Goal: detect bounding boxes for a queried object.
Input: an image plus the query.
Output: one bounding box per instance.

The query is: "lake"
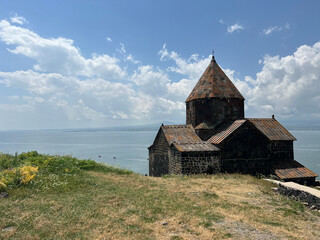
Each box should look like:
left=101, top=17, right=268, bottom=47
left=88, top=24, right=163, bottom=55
left=0, top=129, right=319, bottom=179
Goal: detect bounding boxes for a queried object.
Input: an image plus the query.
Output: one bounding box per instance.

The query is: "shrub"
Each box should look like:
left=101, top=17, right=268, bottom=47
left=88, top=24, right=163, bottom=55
left=0, top=153, right=22, bottom=170
left=0, top=151, right=133, bottom=192
left=20, top=166, right=38, bottom=184
left=0, top=165, right=39, bottom=191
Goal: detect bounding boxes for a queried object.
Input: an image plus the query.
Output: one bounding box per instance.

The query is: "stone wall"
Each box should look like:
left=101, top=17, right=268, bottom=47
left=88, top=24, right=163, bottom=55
left=149, top=128, right=221, bottom=176
left=278, top=182, right=320, bottom=210
left=269, top=141, right=294, bottom=162
left=218, top=123, right=270, bottom=174
left=180, top=152, right=221, bottom=174
left=149, top=129, right=170, bottom=176
left=221, top=159, right=271, bottom=175
left=186, top=98, right=244, bottom=128
left=168, top=147, right=182, bottom=174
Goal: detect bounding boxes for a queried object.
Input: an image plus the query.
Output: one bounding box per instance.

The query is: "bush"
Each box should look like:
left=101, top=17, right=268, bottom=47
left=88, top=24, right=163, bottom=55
left=77, top=159, right=98, bottom=170
left=0, top=165, right=38, bottom=191
left=0, top=151, right=133, bottom=192
left=0, top=153, right=22, bottom=170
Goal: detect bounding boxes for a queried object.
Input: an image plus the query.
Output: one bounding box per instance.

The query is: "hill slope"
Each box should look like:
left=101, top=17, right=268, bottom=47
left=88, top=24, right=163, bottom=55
left=1, top=169, right=320, bottom=239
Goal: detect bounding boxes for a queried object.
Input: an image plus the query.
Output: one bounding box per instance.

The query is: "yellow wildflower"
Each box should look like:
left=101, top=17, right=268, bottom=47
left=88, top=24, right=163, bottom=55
left=20, top=166, right=38, bottom=184
left=0, top=181, right=6, bottom=190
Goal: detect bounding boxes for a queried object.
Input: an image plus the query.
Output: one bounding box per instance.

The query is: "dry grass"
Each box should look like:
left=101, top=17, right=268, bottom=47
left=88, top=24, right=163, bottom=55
left=1, top=172, right=320, bottom=240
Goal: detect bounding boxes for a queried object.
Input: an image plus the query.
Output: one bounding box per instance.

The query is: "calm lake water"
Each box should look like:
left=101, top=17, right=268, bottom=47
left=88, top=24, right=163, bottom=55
left=0, top=129, right=319, bottom=179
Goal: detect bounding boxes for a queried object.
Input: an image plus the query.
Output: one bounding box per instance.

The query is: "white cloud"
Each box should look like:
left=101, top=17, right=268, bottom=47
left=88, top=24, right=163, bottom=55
left=0, top=70, right=134, bottom=121
left=227, top=23, right=244, bottom=33
left=219, top=19, right=225, bottom=24
left=22, top=96, right=44, bottom=103
left=10, top=14, right=28, bottom=25
left=262, top=23, right=290, bottom=35
left=166, top=78, right=195, bottom=100
left=86, top=54, right=125, bottom=79
left=0, top=20, right=126, bottom=79
left=234, top=41, right=320, bottom=120
left=126, top=54, right=139, bottom=64
left=158, top=44, right=211, bottom=80
left=118, top=43, right=126, bottom=54
left=158, top=98, right=185, bottom=114
left=106, top=37, right=112, bottom=42
left=131, top=65, right=169, bottom=96
left=129, top=92, right=155, bottom=119
left=0, top=95, right=44, bottom=113
left=158, top=43, right=169, bottom=61
left=158, top=44, right=211, bottom=102
left=263, top=26, right=281, bottom=35
left=0, top=70, right=61, bottom=95
left=116, top=42, right=140, bottom=64
left=1, top=16, right=319, bottom=129
left=0, top=103, right=32, bottom=112
left=112, top=111, right=128, bottom=119
left=153, top=45, right=223, bottom=121
left=7, top=95, right=20, bottom=101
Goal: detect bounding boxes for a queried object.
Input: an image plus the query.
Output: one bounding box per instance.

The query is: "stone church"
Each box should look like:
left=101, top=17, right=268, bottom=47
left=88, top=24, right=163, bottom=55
left=148, top=55, right=318, bottom=185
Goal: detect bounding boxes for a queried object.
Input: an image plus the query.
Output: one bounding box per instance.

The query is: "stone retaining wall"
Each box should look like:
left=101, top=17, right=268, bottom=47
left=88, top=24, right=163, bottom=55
left=278, top=182, right=320, bottom=210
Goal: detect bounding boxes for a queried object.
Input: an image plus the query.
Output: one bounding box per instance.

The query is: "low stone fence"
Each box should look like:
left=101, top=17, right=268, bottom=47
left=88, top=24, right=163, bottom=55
left=278, top=182, right=320, bottom=210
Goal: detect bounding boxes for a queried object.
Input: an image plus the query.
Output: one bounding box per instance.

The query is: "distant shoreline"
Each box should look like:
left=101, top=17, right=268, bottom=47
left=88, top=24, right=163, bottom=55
left=1, top=124, right=320, bottom=133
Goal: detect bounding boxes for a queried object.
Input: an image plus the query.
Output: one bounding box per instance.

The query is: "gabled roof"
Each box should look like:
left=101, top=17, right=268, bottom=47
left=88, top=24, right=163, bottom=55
left=207, top=120, right=246, bottom=144
left=207, top=118, right=296, bottom=144
left=161, top=125, right=220, bottom=152
left=247, top=118, right=296, bottom=141
left=272, top=160, right=318, bottom=180
left=186, top=57, right=244, bottom=103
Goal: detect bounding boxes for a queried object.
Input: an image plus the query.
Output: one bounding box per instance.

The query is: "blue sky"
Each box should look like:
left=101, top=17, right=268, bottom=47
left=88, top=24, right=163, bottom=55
left=1, top=0, right=320, bottom=130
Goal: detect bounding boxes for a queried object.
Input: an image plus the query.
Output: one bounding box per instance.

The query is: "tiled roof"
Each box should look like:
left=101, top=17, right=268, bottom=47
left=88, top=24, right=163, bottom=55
left=162, top=125, right=202, bottom=144
left=174, top=143, right=220, bottom=152
left=272, top=160, right=318, bottom=179
left=162, top=125, right=220, bottom=152
left=207, top=120, right=246, bottom=144
left=185, top=57, right=244, bottom=102
left=247, top=118, right=296, bottom=141
left=207, top=118, right=295, bottom=144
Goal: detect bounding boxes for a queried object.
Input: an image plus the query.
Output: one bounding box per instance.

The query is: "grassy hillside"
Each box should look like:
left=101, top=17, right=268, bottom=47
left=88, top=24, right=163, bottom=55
left=0, top=152, right=319, bottom=240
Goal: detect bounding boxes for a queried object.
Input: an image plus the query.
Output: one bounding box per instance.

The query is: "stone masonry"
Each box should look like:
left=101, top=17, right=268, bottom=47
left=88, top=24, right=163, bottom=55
left=278, top=182, right=320, bottom=210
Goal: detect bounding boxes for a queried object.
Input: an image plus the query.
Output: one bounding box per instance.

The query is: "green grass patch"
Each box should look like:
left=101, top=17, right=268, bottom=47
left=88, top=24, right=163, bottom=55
left=262, top=220, right=283, bottom=227
left=1, top=152, right=320, bottom=239
left=203, top=191, right=219, bottom=199
left=0, top=151, right=133, bottom=193
left=276, top=207, right=299, bottom=217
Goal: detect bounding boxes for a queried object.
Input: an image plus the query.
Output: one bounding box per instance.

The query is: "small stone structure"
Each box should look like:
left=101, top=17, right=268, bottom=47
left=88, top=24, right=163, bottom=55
left=149, top=125, right=220, bottom=176
left=148, top=55, right=318, bottom=184
left=278, top=182, right=320, bottom=210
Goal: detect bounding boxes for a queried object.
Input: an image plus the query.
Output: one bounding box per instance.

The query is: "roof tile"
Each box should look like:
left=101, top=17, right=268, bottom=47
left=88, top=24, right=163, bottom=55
left=272, top=160, right=318, bottom=179
left=186, top=57, right=244, bottom=102
left=247, top=118, right=296, bottom=141
left=207, top=120, right=246, bottom=144
left=162, top=125, right=219, bottom=152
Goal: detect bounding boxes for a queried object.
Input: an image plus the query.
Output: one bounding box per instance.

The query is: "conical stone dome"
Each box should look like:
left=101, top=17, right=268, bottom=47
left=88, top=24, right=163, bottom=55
left=186, top=56, right=245, bottom=128
left=186, top=56, right=244, bottom=102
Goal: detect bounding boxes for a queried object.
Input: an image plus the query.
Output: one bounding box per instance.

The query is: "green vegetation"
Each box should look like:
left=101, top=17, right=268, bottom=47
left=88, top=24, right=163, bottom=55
left=0, top=151, right=131, bottom=192
left=0, top=152, right=320, bottom=239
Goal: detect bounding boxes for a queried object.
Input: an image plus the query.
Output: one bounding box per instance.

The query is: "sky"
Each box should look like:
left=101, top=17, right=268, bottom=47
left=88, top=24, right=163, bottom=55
left=1, top=0, right=320, bottom=130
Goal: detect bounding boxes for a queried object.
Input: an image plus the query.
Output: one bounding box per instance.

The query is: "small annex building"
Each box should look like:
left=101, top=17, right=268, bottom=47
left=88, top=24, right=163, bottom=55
left=148, top=55, right=318, bottom=184
left=148, top=125, right=220, bottom=176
